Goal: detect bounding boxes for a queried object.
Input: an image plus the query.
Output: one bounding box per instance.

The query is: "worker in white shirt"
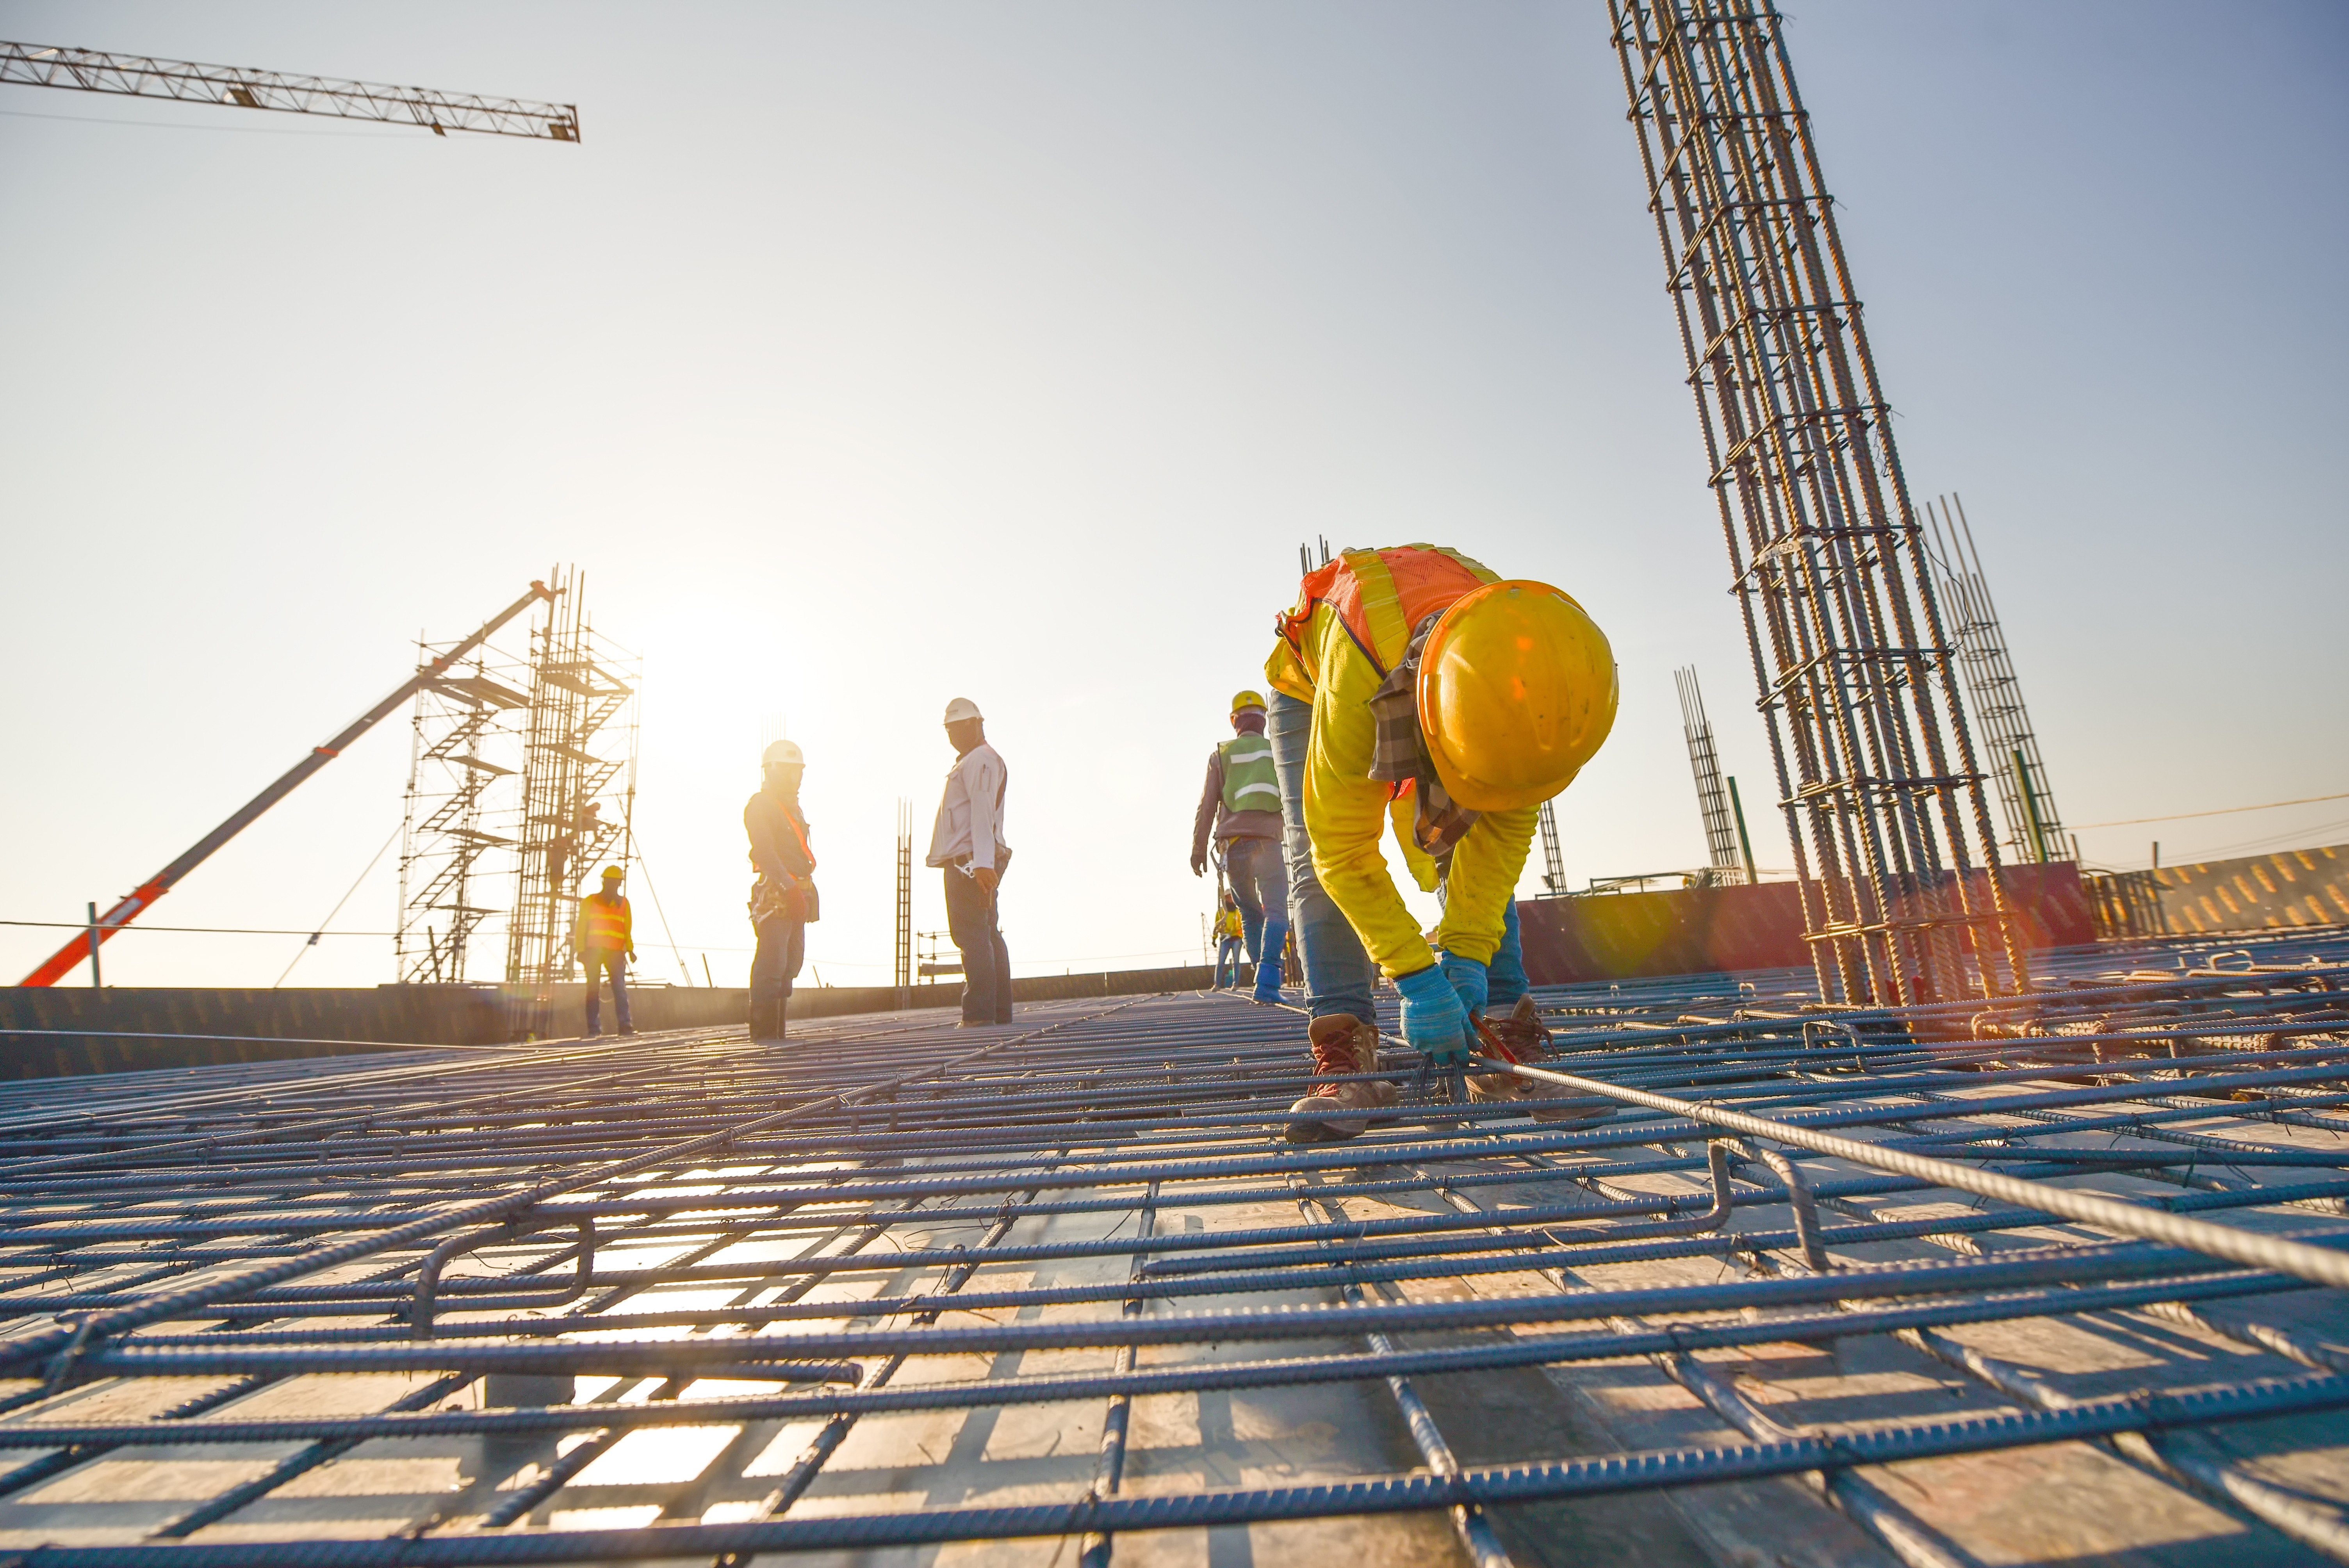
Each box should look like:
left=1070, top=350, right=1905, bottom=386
left=925, top=697, right=1013, bottom=1026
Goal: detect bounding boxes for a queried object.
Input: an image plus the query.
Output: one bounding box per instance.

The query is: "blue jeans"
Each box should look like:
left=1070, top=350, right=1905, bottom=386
left=944, top=868, right=1012, bottom=1024
left=1433, top=885, right=1528, bottom=1012
left=1215, top=937, right=1243, bottom=988
left=1225, top=834, right=1289, bottom=999
left=582, top=950, right=631, bottom=1034
left=1222, top=836, right=1284, bottom=960
left=1488, top=901, right=1527, bottom=1010
left=1267, top=690, right=1375, bottom=1023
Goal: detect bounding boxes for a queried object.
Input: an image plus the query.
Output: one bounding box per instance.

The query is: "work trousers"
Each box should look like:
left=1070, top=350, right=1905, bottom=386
left=750, top=915, right=806, bottom=1009
left=1267, top=690, right=1377, bottom=1022
left=1221, top=836, right=1287, bottom=962
left=944, top=868, right=1012, bottom=1025
left=581, top=950, right=631, bottom=1035
left=1214, top=936, right=1244, bottom=989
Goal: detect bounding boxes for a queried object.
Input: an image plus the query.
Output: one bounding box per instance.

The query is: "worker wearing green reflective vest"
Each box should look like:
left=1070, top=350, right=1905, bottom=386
left=1191, top=690, right=1289, bottom=1003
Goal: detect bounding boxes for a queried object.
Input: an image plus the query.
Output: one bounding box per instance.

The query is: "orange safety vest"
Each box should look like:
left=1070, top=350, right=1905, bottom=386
left=576, top=891, right=631, bottom=952
left=1271, top=545, right=1497, bottom=690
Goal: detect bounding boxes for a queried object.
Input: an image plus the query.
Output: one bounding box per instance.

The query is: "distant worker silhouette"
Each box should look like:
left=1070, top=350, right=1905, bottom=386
left=926, top=698, right=1012, bottom=1027
left=1192, top=690, right=1289, bottom=1004
left=1212, top=892, right=1244, bottom=989
left=745, top=739, right=818, bottom=1044
left=573, top=864, right=635, bottom=1038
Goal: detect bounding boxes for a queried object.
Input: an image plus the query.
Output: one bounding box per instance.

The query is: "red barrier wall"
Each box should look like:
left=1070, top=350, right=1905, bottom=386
left=1516, top=862, right=2092, bottom=986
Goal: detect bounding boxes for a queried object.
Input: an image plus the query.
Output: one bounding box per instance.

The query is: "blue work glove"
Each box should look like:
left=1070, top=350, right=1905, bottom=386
left=1395, top=964, right=1470, bottom=1066
left=1437, top=951, right=1488, bottom=1019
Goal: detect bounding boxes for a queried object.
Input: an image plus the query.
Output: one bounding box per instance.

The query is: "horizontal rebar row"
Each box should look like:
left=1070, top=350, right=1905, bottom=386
left=0, top=927, right=2339, bottom=1564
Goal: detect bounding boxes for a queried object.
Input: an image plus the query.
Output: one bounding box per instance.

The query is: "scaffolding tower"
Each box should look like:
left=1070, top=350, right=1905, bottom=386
left=1613, top=0, right=2025, bottom=1005
left=394, top=645, right=530, bottom=983
left=504, top=569, right=640, bottom=1002
left=1922, top=494, right=2069, bottom=864
left=1674, top=666, right=1746, bottom=884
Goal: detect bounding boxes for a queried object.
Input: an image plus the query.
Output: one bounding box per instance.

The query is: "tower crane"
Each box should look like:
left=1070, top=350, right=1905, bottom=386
left=1, top=40, right=578, bottom=141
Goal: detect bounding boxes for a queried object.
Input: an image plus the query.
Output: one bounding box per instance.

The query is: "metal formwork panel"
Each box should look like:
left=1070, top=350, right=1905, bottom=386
left=0, top=932, right=2342, bottom=1564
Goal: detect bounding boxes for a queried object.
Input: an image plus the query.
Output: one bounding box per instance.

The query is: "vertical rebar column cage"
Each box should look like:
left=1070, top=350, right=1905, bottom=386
left=1922, top=494, right=2068, bottom=864
left=1674, top=666, right=1746, bottom=884
left=504, top=568, right=641, bottom=1005
left=1536, top=799, right=1567, bottom=895
left=895, top=798, right=914, bottom=1005
left=1611, top=0, right=2026, bottom=1005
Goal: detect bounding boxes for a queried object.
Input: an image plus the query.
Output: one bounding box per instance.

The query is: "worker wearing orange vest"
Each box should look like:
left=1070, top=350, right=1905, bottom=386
left=1263, top=545, right=1617, bottom=1140
left=573, top=865, right=636, bottom=1038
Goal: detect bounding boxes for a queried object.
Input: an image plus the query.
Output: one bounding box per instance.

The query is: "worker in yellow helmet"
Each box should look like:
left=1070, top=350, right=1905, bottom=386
left=573, top=865, right=637, bottom=1038
left=1211, top=892, right=1245, bottom=989
left=1263, top=545, right=1617, bottom=1140
left=1190, top=689, right=1289, bottom=1003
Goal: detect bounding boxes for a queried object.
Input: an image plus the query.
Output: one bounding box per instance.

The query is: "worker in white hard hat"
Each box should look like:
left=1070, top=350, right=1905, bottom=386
left=1191, top=690, right=1289, bottom=1004
left=925, top=697, right=1013, bottom=1026
left=1264, top=545, right=1618, bottom=1142
left=573, top=865, right=636, bottom=1038
left=745, top=739, right=818, bottom=1043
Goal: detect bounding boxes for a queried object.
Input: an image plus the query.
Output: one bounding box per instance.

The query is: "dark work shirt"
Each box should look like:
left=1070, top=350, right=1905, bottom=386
left=745, top=790, right=813, bottom=883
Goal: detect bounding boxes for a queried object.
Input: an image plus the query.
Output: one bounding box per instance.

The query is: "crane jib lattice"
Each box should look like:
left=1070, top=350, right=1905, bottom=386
left=1, top=40, right=579, bottom=141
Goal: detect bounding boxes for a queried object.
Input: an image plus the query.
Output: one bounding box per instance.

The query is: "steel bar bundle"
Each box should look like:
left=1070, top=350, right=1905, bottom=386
left=1612, top=0, right=2024, bottom=1006
left=0, top=929, right=2338, bottom=1563
left=1921, top=494, right=2070, bottom=865
left=1675, top=666, right=1747, bottom=884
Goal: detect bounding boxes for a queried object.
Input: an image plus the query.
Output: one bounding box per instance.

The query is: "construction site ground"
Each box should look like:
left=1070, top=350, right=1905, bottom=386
left=0, top=929, right=2342, bottom=1566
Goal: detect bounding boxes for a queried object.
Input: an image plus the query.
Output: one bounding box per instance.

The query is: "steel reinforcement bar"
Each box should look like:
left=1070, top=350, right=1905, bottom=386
left=0, top=930, right=2336, bottom=1564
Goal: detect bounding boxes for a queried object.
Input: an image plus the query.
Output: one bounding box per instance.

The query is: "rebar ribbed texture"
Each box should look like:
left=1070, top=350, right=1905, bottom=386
left=0, top=930, right=2340, bottom=1563
left=1613, top=0, right=2026, bottom=1005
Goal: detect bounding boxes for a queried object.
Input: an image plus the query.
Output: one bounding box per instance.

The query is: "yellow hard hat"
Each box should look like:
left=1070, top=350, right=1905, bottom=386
left=1230, top=689, right=1267, bottom=713
left=1417, top=580, right=1616, bottom=811
left=601, top=865, right=625, bottom=881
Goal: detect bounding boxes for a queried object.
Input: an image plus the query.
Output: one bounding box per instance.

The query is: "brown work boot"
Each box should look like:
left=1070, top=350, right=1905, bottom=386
left=1285, top=1014, right=1399, bottom=1144
left=1469, top=995, right=1609, bottom=1126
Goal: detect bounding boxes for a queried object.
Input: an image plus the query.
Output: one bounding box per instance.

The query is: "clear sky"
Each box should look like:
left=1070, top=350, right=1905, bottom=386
left=5, top=1, right=2345, bottom=991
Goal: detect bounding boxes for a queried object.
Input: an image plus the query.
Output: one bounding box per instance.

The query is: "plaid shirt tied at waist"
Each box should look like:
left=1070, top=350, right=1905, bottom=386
left=1365, top=611, right=1480, bottom=862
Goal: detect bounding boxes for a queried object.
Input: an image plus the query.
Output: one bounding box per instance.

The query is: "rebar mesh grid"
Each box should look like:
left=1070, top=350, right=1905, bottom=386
left=1612, top=0, right=2025, bottom=1007
left=0, top=932, right=2342, bottom=1565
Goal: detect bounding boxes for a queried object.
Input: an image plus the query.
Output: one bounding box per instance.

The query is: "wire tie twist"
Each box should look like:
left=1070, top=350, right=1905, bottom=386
left=39, top=1317, right=98, bottom=1399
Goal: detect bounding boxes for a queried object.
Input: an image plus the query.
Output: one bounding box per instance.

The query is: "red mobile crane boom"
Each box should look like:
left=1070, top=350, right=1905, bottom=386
left=19, top=581, right=557, bottom=987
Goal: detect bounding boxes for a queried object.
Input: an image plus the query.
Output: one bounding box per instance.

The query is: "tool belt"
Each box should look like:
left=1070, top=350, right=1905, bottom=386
left=749, top=874, right=818, bottom=926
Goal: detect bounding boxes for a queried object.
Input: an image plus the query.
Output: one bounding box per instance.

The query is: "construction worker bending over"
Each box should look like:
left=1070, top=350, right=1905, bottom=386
left=574, top=865, right=637, bottom=1039
left=1190, top=690, right=1290, bottom=1004
left=1212, top=893, right=1245, bottom=989
left=1264, top=545, right=1617, bottom=1142
left=745, top=739, right=819, bottom=1043
left=927, top=697, right=1014, bottom=1027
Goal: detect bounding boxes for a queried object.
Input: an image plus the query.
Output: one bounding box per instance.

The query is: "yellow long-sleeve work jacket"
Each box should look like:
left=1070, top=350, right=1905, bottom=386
left=1262, top=545, right=1538, bottom=978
